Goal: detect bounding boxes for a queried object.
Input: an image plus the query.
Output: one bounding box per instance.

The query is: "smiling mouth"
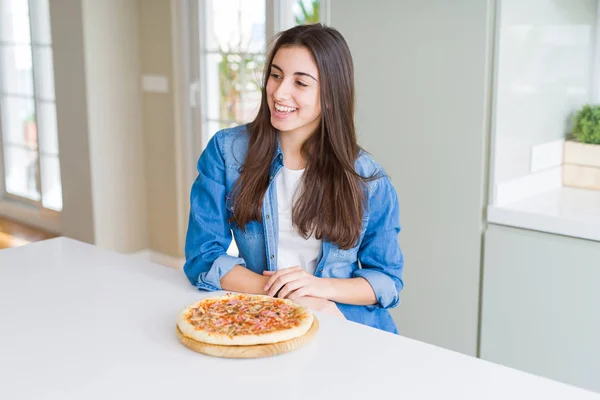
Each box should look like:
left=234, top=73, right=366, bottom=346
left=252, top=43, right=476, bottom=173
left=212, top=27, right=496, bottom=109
left=274, top=102, right=298, bottom=113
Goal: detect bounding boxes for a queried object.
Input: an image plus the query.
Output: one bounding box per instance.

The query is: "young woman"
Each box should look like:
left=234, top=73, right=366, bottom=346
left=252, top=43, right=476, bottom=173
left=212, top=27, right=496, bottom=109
left=183, top=24, right=404, bottom=334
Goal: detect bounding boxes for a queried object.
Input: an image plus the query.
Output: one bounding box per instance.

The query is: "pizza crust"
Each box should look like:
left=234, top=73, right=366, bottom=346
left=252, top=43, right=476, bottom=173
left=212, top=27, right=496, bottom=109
left=176, top=293, right=314, bottom=346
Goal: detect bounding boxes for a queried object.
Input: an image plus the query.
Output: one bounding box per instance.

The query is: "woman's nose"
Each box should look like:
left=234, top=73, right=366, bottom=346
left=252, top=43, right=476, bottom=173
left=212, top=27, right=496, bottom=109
left=273, top=80, right=292, bottom=100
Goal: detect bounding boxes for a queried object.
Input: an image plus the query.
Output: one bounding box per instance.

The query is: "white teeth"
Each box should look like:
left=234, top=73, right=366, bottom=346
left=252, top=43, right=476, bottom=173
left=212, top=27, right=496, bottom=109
left=275, top=103, right=297, bottom=112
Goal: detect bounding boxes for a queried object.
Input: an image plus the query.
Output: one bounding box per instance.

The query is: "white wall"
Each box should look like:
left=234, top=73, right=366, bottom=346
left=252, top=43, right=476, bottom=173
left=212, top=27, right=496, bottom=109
left=50, top=0, right=95, bottom=244
left=139, top=0, right=186, bottom=258
left=492, top=0, right=598, bottom=186
left=81, top=0, right=147, bottom=253
left=331, top=0, right=494, bottom=356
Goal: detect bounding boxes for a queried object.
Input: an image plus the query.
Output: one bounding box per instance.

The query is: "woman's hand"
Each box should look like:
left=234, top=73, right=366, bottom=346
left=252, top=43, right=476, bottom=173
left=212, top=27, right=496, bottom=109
left=263, top=267, right=333, bottom=300
left=291, top=296, right=346, bottom=319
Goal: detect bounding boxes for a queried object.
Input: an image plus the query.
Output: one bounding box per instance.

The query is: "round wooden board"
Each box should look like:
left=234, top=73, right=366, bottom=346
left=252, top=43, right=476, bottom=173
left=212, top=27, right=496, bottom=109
left=176, top=317, right=319, bottom=359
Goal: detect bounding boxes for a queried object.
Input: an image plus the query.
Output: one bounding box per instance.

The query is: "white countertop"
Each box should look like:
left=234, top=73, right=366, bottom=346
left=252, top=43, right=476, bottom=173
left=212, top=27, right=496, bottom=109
left=1, top=237, right=598, bottom=400
left=488, top=187, right=600, bottom=242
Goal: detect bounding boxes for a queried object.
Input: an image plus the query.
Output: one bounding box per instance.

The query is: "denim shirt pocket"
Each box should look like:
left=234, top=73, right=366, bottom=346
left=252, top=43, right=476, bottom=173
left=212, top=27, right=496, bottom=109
left=329, top=216, right=369, bottom=259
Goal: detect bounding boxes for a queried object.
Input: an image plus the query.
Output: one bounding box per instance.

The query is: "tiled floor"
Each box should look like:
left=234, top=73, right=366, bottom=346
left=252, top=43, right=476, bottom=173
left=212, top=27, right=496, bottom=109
left=0, top=217, right=57, bottom=250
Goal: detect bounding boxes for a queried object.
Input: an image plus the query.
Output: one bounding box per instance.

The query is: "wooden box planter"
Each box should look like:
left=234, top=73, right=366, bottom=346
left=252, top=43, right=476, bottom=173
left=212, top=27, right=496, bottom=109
left=563, top=140, right=600, bottom=190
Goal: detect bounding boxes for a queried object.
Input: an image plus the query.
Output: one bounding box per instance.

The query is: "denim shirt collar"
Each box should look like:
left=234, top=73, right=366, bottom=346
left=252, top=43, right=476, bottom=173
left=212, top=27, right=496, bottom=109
left=270, top=133, right=284, bottom=168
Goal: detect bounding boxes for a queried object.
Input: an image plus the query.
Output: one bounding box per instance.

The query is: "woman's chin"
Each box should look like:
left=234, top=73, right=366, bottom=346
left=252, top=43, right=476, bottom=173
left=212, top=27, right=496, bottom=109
left=270, top=118, right=296, bottom=132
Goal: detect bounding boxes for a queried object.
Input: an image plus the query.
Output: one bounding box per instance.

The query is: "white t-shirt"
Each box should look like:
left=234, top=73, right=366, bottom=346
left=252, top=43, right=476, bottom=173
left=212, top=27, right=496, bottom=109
left=275, top=166, right=322, bottom=275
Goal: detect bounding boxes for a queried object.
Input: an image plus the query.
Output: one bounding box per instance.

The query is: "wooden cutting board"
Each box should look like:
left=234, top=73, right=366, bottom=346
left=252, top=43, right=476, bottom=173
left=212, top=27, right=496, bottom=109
left=176, top=317, right=319, bottom=359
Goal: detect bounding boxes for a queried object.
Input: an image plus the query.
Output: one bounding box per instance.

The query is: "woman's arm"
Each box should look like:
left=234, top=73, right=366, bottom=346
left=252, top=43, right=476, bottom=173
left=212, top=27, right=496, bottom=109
left=220, top=265, right=270, bottom=295
left=293, top=296, right=346, bottom=318
left=183, top=132, right=248, bottom=291
left=323, top=277, right=377, bottom=306
left=353, top=175, right=404, bottom=309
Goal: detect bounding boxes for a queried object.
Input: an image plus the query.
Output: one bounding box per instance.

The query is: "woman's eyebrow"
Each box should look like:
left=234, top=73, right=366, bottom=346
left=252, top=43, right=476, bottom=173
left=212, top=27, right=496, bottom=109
left=271, top=64, right=318, bottom=82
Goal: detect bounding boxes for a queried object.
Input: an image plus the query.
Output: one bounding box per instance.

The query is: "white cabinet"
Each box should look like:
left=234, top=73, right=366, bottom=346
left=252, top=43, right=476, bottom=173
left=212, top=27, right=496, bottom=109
left=480, top=224, right=600, bottom=393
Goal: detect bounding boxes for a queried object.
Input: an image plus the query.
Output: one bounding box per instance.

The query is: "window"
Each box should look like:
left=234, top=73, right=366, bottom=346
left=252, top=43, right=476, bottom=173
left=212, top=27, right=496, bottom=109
left=0, top=0, right=62, bottom=211
left=195, top=0, right=325, bottom=148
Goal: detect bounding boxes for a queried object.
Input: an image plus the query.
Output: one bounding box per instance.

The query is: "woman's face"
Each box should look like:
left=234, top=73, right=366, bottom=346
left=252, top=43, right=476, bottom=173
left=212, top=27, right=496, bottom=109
left=266, top=46, right=322, bottom=139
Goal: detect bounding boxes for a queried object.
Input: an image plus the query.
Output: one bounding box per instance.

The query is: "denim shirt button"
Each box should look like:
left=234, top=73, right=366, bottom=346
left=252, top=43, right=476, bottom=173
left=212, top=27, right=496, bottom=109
left=266, top=215, right=270, bottom=219
left=270, top=254, right=275, bottom=259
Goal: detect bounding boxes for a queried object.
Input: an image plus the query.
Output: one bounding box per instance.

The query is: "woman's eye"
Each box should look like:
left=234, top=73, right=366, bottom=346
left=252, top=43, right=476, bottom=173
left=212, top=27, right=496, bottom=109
left=270, top=73, right=282, bottom=79
left=296, top=81, right=308, bottom=87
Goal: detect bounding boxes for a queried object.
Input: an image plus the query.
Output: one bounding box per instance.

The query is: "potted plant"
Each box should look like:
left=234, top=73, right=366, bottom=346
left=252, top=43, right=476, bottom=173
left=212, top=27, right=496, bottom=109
left=563, top=104, right=600, bottom=191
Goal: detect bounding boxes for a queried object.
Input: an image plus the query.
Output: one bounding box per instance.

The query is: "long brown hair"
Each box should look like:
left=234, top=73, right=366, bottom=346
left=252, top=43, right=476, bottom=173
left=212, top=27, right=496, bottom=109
left=231, top=24, right=377, bottom=250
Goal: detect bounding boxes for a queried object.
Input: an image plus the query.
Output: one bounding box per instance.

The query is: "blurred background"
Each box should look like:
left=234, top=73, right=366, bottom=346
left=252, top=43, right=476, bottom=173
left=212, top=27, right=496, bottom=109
left=0, top=0, right=599, bottom=393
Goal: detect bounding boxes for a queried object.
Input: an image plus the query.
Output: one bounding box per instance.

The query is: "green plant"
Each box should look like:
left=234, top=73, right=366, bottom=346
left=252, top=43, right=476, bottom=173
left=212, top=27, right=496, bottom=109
left=573, top=104, right=600, bottom=145
left=295, top=0, right=320, bottom=25
left=217, top=48, right=262, bottom=126
left=214, top=9, right=264, bottom=127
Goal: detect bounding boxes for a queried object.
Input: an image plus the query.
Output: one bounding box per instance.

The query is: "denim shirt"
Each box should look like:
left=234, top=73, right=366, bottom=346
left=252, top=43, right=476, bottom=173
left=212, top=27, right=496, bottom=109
left=183, top=125, right=404, bottom=334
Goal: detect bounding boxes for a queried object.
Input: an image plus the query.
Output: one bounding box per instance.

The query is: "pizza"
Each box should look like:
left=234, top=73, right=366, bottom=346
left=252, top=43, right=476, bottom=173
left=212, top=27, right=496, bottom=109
left=176, top=293, right=314, bottom=346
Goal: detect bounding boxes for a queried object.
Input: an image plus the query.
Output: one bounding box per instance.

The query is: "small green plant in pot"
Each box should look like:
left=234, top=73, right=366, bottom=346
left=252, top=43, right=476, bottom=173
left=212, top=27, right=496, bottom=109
left=573, top=104, right=600, bottom=144
left=563, top=104, right=600, bottom=191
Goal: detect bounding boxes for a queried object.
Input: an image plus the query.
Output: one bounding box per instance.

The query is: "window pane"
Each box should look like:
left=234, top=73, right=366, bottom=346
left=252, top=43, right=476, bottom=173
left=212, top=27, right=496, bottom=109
left=0, top=95, right=36, bottom=147
left=0, top=44, right=34, bottom=96
left=0, top=0, right=31, bottom=43
left=239, top=53, right=264, bottom=122
left=30, top=0, right=52, bottom=45
left=205, top=52, right=264, bottom=123
left=37, top=101, right=58, bottom=155
left=3, top=144, right=40, bottom=200
left=205, top=53, right=222, bottom=121
left=205, top=0, right=265, bottom=53
left=206, top=120, right=222, bottom=140
left=33, top=47, right=55, bottom=100
left=205, top=120, right=239, bottom=140
left=41, top=154, right=62, bottom=210
left=211, top=52, right=243, bottom=122
left=239, top=89, right=261, bottom=122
